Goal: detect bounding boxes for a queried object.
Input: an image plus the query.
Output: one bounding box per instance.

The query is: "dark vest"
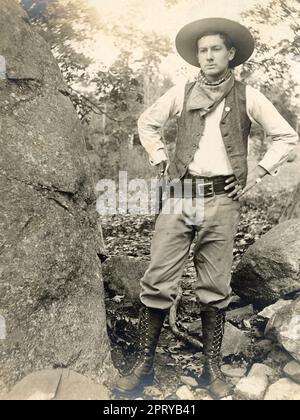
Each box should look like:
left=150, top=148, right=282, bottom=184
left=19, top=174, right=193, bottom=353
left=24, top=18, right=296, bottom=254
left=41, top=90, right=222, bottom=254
left=167, top=80, right=252, bottom=188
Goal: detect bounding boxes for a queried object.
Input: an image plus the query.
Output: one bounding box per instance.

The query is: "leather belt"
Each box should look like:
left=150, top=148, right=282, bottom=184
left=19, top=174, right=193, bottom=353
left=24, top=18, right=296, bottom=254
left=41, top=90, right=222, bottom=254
left=167, top=174, right=236, bottom=198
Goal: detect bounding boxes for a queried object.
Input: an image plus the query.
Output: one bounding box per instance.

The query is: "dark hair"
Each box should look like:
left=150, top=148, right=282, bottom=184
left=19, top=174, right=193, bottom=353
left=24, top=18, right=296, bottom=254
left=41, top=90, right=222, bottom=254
left=198, top=31, right=235, bottom=50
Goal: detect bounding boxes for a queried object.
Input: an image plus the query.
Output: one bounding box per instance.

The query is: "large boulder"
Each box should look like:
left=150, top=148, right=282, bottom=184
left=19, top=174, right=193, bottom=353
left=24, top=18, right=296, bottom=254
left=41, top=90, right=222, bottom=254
left=0, top=0, right=114, bottom=393
left=265, top=298, right=300, bottom=363
left=232, top=220, right=300, bottom=306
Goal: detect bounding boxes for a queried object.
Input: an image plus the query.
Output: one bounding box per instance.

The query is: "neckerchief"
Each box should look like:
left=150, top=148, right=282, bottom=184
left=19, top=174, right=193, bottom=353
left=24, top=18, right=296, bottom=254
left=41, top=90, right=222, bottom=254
left=186, top=69, right=235, bottom=117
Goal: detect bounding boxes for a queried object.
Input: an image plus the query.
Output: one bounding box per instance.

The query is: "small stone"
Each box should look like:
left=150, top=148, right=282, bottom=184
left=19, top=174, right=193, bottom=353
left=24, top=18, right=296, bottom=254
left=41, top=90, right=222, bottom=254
left=243, top=319, right=252, bottom=329
left=227, top=305, right=254, bottom=323
left=248, top=364, right=275, bottom=378
left=194, top=389, right=214, bottom=401
left=176, top=386, right=195, bottom=400
left=144, top=386, right=162, bottom=398
left=222, top=322, right=251, bottom=357
left=236, top=375, right=269, bottom=400
left=267, top=347, right=292, bottom=364
left=283, top=361, right=300, bottom=384
left=180, top=376, right=198, bottom=388
left=255, top=339, right=273, bottom=355
left=264, top=378, right=300, bottom=400
left=258, top=300, right=292, bottom=319
left=221, top=365, right=247, bottom=378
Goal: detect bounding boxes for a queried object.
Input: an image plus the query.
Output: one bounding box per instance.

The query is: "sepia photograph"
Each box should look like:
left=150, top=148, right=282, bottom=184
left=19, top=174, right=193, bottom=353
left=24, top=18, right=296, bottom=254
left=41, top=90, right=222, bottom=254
left=0, top=0, right=300, bottom=404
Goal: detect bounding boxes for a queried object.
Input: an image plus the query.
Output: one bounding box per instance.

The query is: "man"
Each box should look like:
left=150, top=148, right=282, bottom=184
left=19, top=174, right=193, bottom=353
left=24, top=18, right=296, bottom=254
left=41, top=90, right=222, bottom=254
left=114, top=18, right=298, bottom=399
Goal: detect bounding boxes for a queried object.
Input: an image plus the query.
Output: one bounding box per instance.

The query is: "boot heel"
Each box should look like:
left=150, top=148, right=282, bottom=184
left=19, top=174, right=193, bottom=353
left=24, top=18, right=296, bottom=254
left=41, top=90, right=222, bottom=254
left=142, top=371, right=155, bottom=386
left=113, top=371, right=155, bottom=399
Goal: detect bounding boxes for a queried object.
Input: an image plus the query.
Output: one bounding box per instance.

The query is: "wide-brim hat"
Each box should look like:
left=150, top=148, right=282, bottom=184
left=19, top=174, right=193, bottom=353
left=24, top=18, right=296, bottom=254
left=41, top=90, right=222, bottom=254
left=175, top=17, right=255, bottom=68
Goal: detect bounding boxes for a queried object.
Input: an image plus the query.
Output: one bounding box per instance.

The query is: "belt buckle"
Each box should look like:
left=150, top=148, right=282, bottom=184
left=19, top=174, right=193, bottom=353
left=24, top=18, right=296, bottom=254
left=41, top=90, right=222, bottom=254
left=197, top=180, right=215, bottom=197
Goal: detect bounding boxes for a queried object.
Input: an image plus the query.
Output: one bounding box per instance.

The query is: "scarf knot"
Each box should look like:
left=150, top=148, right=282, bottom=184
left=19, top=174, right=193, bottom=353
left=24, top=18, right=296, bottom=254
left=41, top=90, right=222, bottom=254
left=186, top=69, right=235, bottom=116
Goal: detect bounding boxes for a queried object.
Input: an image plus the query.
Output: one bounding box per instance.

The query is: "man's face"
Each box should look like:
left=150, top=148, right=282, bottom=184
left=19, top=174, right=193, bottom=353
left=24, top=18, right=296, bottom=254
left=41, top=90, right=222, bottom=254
left=197, top=34, right=236, bottom=80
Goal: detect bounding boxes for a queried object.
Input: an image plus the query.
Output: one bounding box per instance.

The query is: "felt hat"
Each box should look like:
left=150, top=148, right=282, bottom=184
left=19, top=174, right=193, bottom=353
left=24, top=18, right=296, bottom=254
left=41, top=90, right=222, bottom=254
left=175, top=17, right=255, bottom=67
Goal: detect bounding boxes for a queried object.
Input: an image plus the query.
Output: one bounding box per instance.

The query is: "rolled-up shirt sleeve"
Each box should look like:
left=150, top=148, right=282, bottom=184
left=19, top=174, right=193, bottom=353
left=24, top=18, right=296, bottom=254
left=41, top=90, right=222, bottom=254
left=138, top=84, right=184, bottom=166
left=247, top=85, right=299, bottom=176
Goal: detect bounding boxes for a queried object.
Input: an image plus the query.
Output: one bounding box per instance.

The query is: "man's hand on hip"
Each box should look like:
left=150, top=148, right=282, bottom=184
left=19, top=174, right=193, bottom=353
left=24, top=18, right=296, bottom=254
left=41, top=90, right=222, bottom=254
left=156, top=160, right=168, bottom=176
left=224, top=165, right=268, bottom=200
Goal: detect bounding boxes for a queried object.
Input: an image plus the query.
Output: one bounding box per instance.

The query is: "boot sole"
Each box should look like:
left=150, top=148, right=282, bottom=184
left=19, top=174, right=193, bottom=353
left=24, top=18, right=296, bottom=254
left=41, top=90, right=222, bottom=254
left=197, top=377, right=233, bottom=400
left=112, top=373, right=155, bottom=399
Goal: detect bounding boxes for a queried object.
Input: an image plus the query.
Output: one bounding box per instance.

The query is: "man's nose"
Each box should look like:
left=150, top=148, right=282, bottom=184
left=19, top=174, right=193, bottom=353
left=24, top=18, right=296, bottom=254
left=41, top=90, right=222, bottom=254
left=206, top=49, right=213, bottom=60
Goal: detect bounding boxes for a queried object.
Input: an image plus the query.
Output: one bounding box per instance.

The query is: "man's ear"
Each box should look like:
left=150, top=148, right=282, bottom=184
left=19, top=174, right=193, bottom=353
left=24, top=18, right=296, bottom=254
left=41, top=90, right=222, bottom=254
left=229, top=47, right=236, bottom=62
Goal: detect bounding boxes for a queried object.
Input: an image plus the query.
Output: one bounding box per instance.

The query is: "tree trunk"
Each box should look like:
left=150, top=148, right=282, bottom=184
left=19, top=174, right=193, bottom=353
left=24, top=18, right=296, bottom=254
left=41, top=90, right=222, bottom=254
left=280, top=182, right=300, bottom=222
left=0, top=0, right=115, bottom=394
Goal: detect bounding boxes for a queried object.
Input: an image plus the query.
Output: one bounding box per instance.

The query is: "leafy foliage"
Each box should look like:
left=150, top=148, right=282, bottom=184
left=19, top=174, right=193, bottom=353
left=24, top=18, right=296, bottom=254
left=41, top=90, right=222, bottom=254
left=20, top=0, right=100, bottom=85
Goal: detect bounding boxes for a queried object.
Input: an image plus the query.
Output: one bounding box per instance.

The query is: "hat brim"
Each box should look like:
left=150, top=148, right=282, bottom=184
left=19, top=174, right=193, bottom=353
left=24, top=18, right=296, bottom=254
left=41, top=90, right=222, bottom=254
left=175, top=18, right=255, bottom=68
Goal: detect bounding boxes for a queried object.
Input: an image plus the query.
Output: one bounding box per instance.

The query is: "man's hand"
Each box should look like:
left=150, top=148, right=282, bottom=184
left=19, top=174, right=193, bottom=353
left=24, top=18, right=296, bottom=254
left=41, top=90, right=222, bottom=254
left=156, top=160, right=168, bottom=176
left=224, top=166, right=268, bottom=200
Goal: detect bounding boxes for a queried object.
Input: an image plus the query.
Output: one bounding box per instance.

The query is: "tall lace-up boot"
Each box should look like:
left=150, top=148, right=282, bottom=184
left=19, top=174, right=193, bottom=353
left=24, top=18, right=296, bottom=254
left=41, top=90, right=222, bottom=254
left=113, top=304, right=167, bottom=395
left=198, top=308, right=234, bottom=399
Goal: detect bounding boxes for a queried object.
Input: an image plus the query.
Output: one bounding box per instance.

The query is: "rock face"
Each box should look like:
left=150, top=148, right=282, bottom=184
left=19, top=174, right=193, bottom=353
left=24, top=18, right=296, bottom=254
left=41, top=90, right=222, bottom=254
left=102, top=256, right=148, bottom=304
left=0, top=0, right=114, bottom=392
left=265, top=298, right=300, bottom=363
left=232, top=220, right=300, bottom=306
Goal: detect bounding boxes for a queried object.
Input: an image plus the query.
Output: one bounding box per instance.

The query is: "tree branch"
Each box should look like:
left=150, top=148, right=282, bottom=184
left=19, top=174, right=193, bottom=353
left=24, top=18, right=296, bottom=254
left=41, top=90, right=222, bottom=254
left=169, top=286, right=203, bottom=351
left=70, top=88, right=125, bottom=123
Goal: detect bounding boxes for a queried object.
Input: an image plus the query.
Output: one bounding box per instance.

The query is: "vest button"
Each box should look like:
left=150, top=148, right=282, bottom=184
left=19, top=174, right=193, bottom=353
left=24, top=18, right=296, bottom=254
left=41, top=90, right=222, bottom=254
left=225, top=106, right=231, bottom=112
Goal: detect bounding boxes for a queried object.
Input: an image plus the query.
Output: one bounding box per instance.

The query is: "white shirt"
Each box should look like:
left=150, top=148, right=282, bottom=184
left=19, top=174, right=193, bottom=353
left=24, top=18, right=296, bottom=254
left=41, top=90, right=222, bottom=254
left=137, top=82, right=299, bottom=177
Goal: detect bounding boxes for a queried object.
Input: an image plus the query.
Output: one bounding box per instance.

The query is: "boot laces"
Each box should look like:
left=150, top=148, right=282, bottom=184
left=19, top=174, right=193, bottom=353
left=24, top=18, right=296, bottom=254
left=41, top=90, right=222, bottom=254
left=130, top=307, right=152, bottom=371
left=207, top=312, right=226, bottom=380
